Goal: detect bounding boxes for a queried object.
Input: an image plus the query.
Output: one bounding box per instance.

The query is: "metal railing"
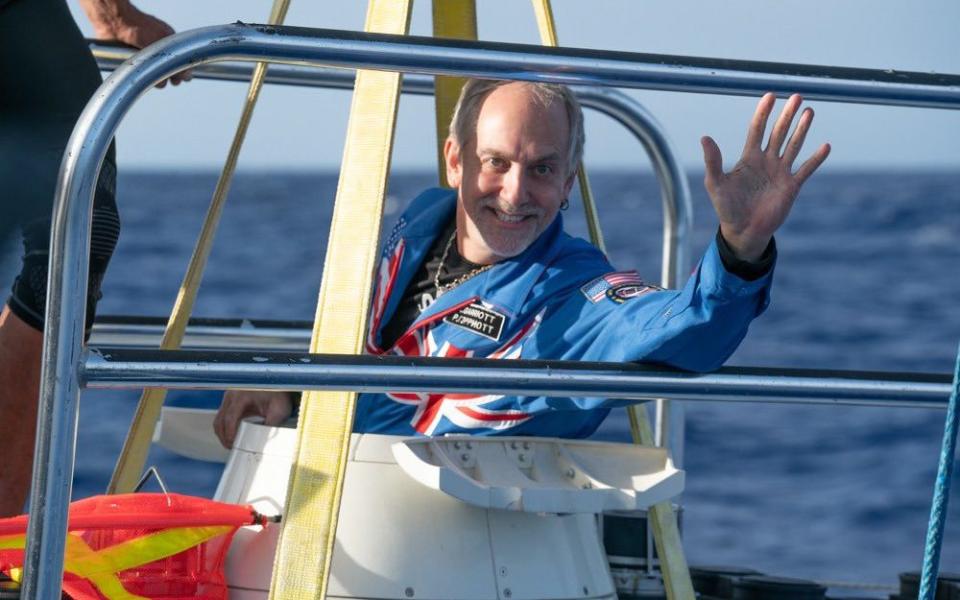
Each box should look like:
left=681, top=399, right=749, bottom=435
left=26, top=24, right=960, bottom=599
left=83, top=348, right=951, bottom=410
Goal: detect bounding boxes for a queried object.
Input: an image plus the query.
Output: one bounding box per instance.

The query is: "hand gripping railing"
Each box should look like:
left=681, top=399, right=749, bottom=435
left=27, top=23, right=960, bottom=599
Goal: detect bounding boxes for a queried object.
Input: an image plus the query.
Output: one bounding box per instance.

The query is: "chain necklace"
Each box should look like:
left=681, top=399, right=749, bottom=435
left=434, top=228, right=493, bottom=298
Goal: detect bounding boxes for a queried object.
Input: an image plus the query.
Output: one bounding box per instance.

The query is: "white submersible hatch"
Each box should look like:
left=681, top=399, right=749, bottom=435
left=156, top=408, right=683, bottom=600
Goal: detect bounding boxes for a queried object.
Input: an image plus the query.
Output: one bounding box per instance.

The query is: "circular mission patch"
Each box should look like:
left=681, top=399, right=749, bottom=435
left=606, top=284, right=653, bottom=303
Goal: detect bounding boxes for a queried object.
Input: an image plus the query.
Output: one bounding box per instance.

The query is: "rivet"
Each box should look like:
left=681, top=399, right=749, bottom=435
left=523, top=441, right=531, bottom=450
left=404, top=587, right=414, bottom=598
left=499, top=566, right=508, bottom=577
left=517, top=454, right=525, bottom=462
left=510, top=441, right=518, bottom=450
left=565, top=468, right=575, bottom=479
left=453, top=441, right=461, bottom=450
left=465, top=441, right=473, bottom=450
left=503, top=588, right=512, bottom=598
left=461, top=453, right=471, bottom=462
left=583, top=585, right=589, bottom=595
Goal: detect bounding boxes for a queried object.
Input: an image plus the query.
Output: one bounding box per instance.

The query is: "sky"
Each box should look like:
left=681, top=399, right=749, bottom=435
left=68, top=0, right=960, bottom=172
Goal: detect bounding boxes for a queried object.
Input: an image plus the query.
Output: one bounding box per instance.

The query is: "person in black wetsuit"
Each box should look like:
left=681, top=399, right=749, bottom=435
left=0, top=0, right=183, bottom=516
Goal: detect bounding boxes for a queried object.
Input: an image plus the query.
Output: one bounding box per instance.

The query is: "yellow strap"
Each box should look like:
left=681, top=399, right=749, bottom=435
left=432, top=0, right=477, bottom=185
left=106, top=0, right=293, bottom=495
left=2, top=526, right=231, bottom=600
left=532, top=3, right=693, bottom=599
left=627, top=407, right=695, bottom=600
left=530, top=0, right=606, bottom=251
left=267, top=2, right=412, bottom=599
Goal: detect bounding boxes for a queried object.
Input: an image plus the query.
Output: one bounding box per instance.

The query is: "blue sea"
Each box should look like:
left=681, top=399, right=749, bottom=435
left=42, top=170, right=960, bottom=594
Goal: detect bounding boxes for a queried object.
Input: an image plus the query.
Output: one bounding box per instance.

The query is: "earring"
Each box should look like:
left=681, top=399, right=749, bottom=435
left=560, top=198, right=569, bottom=211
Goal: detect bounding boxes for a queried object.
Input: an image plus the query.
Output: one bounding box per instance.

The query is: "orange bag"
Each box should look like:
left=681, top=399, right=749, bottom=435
left=0, top=494, right=266, bottom=600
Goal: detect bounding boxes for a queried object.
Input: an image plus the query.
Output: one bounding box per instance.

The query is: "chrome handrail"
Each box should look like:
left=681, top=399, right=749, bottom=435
left=28, top=24, right=960, bottom=599
left=82, top=348, right=951, bottom=410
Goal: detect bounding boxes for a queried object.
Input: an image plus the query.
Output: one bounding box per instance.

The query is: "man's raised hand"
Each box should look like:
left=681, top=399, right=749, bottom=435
left=701, top=93, right=830, bottom=261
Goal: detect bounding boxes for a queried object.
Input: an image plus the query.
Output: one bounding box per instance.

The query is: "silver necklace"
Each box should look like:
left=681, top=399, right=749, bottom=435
left=434, top=229, right=493, bottom=297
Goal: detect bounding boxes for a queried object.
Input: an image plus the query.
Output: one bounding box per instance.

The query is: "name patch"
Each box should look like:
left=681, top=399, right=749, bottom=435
left=444, top=302, right=506, bottom=341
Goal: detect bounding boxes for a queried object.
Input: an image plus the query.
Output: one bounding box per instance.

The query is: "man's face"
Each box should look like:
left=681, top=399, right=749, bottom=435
left=445, top=83, right=576, bottom=265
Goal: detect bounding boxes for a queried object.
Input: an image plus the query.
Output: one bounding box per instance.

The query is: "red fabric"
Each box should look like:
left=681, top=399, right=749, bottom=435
left=0, top=494, right=263, bottom=599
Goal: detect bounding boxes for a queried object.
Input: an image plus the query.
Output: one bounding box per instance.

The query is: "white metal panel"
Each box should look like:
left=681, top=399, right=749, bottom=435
left=487, top=510, right=615, bottom=600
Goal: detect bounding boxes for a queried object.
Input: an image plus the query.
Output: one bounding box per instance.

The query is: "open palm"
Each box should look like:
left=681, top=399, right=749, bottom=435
left=702, top=93, right=830, bottom=261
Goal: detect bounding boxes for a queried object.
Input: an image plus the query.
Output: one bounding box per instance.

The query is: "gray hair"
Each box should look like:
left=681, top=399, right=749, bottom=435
left=448, top=79, right=585, bottom=175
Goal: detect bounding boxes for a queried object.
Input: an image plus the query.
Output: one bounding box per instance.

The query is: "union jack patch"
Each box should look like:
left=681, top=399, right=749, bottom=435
left=580, top=270, right=647, bottom=303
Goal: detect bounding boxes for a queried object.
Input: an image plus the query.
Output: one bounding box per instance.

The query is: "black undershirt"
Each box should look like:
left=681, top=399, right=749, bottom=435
left=377, top=219, right=776, bottom=350
left=379, top=218, right=487, bottom=349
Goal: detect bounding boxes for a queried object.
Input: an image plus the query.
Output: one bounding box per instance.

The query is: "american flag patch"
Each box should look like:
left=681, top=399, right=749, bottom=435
left=383, top=217, right=407, bottom=255
left=580, top=270, right=644, bottom=303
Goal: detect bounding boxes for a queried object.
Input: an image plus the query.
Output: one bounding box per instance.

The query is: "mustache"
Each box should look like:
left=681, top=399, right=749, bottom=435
left=479, top=198, right=544, bottom=217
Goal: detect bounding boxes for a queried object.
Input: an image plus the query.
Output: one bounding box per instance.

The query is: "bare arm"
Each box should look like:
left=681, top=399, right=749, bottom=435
left=702, top=93, right=830, bottom=261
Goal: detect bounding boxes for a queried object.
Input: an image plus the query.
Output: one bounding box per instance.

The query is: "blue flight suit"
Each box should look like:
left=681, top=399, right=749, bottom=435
left=354, top=188, right=772, bottom=438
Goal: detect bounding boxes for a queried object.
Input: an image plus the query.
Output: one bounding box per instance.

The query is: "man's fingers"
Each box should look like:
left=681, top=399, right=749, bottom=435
left=263, top=395, right=292, bottom=426
left=766, top=94, right=802, bottom=156
left=783, top=107, right=814, bottom=167
left=743, top=93, right=776, bottom=153
left=212, top=407, right=225, bottom=446
left=701, top=136, right=723, bottom=188
left=794, top=142, right=831, bottom=186
left=215, top=391, right=254, bottom=448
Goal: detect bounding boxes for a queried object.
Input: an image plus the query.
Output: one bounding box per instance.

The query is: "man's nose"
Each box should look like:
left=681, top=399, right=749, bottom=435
left=500, top=165, right=527, bottom=205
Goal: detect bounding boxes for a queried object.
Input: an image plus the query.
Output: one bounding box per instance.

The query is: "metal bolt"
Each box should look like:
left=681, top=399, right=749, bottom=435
left=461, top=453, right=471, bottom=462
left=565, top=468, right=575, bottom=479
left=453, top=441, right=461, bottom=450
left=523, top=441, right=531, bottom=450
left=503, top=588, right=512, bottom=598
left=465, top=441, right=473, bottom=450
left=517, top=454, right=526, bottom=462
left=510, top=441, right=518, bottom=450
left=499, top=566, right=508, bottom=577
left=404, top=587, right=414, bottom=598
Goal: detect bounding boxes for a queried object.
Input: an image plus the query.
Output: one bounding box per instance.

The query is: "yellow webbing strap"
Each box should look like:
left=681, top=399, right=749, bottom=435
left=626, top=407, right=695, bottom=600
left=531, top=3, right=694, bottom=599
left=267, top=2, right=412, bottom=599
left=432, top=0, right=477, bottom=185
left=530, top=0, right=606, bottom=251
left=106, top=0, right=293, bottom=495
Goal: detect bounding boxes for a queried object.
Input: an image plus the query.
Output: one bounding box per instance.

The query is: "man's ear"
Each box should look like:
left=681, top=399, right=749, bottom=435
left=444, top=137, right=462, bottom=189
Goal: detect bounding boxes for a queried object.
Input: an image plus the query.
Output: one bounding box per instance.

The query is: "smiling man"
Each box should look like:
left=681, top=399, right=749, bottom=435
left=214, top=79, right=829, bottom=447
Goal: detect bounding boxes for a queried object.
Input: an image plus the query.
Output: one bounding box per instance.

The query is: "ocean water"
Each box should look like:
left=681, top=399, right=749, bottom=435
left=52, top=170, right=960, bottom=592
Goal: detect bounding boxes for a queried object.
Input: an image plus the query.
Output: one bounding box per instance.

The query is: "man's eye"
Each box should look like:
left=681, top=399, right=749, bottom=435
left=533, top=164, right=553, bottom=176
left=486, top=157, right=507, bottom=169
